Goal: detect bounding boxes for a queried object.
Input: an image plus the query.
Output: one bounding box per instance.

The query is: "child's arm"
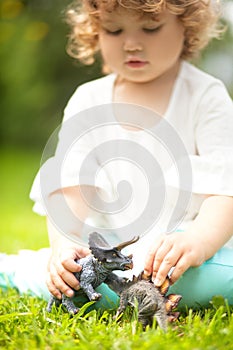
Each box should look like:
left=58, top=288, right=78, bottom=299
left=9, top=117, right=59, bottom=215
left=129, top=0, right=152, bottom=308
left=144, top=195, right=233, bottom=286
left=46, top=186, right=94, bottom=299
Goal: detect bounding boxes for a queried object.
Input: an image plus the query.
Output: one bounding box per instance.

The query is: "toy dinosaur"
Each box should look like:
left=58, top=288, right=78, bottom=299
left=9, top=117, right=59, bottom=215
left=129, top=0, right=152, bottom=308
left=108, top=272, right=182, bottom=331
left=46, top=232, right=139, bottom=314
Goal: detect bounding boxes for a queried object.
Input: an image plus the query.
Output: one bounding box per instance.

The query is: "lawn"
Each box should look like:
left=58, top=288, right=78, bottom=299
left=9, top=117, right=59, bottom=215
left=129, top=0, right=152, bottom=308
left=0, top=147, right=48, bottom=253
left=0, top=147, right=233, bottom=350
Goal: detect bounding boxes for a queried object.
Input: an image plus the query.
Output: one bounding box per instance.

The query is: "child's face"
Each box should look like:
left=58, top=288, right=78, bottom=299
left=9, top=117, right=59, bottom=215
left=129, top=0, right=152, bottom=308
left=98, top=8, right=184, bottom=83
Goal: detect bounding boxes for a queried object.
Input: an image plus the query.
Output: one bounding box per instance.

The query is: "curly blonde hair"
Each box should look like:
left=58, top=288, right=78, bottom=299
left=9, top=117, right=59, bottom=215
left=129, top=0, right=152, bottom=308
left=65, top=0, right=223, bottom=69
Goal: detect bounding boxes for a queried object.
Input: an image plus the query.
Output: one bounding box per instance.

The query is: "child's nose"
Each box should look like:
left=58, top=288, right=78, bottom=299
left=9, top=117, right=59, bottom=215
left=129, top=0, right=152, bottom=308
left=123, top=36, right=143, bottom=52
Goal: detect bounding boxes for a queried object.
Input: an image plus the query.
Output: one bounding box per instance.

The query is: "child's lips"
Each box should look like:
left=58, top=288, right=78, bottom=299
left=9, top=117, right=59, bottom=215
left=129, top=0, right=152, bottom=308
left=125, top=58, right=148, bottom=68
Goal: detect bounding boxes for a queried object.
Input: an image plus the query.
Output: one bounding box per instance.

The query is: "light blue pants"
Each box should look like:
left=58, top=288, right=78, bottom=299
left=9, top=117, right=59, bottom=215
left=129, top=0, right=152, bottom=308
left=0, top=246, right=233, bottom=310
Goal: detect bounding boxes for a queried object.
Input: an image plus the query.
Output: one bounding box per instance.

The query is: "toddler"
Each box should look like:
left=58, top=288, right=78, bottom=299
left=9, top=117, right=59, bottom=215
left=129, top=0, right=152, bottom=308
left=1, top=0, right=233, bottom=309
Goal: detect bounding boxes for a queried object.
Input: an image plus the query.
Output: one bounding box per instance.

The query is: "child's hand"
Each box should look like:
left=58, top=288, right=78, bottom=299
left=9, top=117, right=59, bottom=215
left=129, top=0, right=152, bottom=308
left=46, top=245, right=90, bottom=299
left=144, top=231, right=207, bottom=287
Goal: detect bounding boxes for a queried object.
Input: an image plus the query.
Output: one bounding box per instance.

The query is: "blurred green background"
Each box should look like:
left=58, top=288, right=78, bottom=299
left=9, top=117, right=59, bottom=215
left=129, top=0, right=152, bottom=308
left=0, top=0, right=233, bottom=253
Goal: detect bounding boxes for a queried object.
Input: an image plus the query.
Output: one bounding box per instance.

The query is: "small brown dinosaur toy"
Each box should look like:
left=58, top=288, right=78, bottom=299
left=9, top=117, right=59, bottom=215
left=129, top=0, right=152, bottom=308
left=108, top=272, right=182, bottom=331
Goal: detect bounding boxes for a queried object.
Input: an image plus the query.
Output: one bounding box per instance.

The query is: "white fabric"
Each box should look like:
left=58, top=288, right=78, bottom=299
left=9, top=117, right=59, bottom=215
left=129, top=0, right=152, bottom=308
left=0, top=249, right=50, bottom=299
left=30, top=61, right=233, bottom=265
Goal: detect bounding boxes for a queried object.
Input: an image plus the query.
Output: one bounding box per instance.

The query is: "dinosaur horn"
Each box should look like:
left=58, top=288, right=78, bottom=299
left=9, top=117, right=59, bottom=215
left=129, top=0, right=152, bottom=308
left=158, top=277, right=170, bottom=295
left=138, top=271, right=151, bottom=281
left=132, top=275, right=138, bottom=282
left=165, top=294, right=182, bottom=312
left=115, top=236, right=139, bottom=251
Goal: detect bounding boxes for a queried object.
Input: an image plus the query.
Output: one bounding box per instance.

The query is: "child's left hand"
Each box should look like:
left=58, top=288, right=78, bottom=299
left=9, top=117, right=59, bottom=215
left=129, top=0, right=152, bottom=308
left=143, top=231, right=207, bottom=286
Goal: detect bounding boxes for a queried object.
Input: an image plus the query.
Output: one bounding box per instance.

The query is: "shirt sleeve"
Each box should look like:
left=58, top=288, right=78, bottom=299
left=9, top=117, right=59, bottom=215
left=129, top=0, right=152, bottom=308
left=191, top=80, right=233, bottom=195
left=29, top=83, right=113, bottom=216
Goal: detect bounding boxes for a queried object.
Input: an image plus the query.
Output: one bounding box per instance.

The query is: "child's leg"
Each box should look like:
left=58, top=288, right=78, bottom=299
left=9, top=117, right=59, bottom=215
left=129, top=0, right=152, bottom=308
left=0, top=253, right=19, bottom=290
left=169, top=246, right=233, bottom=308
left=0, top=249, right=50, bottom=299
left=94, top=284, right=119, bottom=309
left=3, top=244, right=231, bottom=311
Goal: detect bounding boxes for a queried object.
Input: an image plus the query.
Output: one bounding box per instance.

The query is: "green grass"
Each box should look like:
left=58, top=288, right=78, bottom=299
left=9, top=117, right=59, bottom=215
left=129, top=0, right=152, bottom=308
left=0, top=147, right=48, bottom=253
left=0, top=147, right=233, bottom=350
left=0, top=288, right=233, bottom=350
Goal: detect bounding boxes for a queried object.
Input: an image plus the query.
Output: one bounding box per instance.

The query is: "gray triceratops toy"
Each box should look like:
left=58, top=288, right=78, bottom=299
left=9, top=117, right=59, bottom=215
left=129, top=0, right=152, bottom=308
left=46, top=232, right=139, bottom=314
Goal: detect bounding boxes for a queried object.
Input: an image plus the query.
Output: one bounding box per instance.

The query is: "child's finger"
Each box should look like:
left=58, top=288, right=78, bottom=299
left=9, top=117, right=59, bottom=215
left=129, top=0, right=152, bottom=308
left=56, top=263, right=80, bottom=291
left=144, top=237, right=165, bottom=275
left=62, top=258, right=82, bottom=273
left=149, top=241, right=173, bottom=279
left=49, top=263, right=76, bottom=297
left=152, top=248, right=180, bottom=286
left=168, top=255, right=191, bottom=283
left=47, top=264, right=74, bottom=298
left=77, top=247, right=91, bottom=258
left=46, top=274, right=62, bottom=299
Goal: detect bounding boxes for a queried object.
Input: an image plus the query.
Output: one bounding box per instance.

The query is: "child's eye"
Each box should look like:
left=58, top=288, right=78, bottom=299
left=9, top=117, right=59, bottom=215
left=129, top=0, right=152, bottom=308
left=103, top=29, right=122, bottom=36
left=143, top=25, right=163, bottom=33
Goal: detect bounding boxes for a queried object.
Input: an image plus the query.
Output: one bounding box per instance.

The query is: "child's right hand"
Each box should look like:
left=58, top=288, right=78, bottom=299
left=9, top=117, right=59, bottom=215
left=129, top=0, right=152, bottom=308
left=143, top=231, right=207, bottom=287
left=46, top=244, right=90, bottom=299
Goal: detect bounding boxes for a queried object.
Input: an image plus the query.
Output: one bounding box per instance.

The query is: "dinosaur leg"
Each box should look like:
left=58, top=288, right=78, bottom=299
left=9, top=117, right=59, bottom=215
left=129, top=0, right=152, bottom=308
left=61, top=294, right=79, bottom=315
left=115, top=295, right=128, bottom=320
left=154, top=308, right=168, bottom=331
left=138, top=315, right=151, bottom=330
left=80, top=283, right=102, bottom=301
left=137, top=298, right=156, bottom=329
left=46, top=295, right=61, bottom=312
left=137, top=295, right=167, bottom=331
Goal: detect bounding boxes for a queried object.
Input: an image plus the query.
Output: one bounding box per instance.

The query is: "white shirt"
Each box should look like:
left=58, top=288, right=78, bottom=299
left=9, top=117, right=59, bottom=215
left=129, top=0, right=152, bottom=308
left=30, top=61, right=233, bottom=271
